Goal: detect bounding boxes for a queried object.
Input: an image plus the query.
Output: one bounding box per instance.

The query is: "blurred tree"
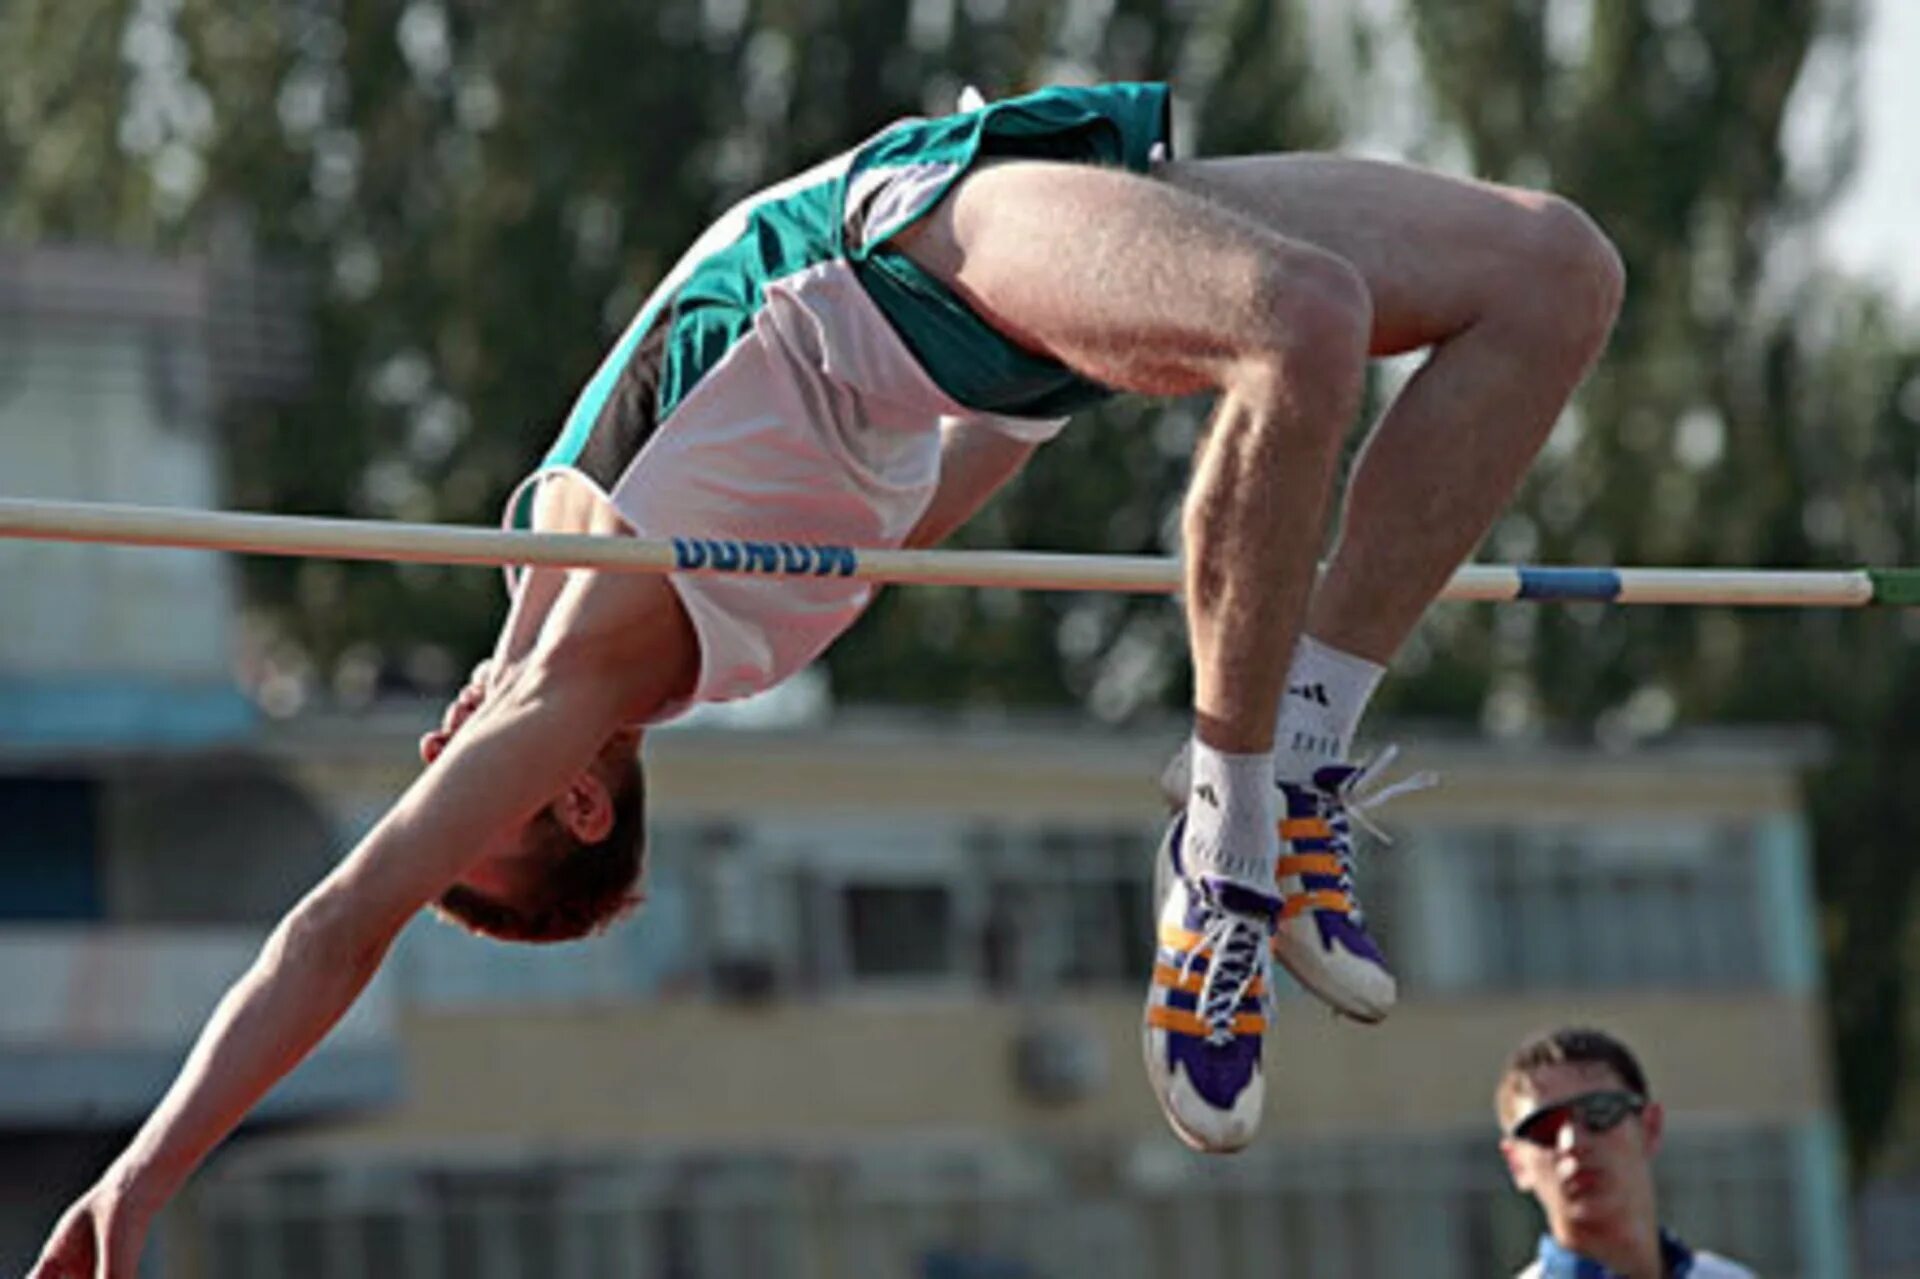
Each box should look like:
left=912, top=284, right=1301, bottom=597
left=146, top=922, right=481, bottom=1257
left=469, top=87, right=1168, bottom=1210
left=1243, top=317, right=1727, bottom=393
left=0, top=0, right=1335, bottom=715
left=4, top=0, right=776, bottom=690
left=1398, top=0, right=1920, bottom=1173
left=0, top=0, right=148, bottom=239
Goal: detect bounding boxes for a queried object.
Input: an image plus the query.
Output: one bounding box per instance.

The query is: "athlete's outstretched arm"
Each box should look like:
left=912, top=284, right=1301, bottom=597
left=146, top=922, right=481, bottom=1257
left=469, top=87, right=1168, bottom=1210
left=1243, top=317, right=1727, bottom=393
left=904, top=419, right=1039, bottom=549
left=27, top=614, right=670, bottom=1279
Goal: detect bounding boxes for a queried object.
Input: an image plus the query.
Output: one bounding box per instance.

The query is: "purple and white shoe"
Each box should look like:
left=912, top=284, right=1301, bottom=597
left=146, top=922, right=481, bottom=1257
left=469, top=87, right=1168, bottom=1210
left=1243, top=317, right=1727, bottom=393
left=1159, top=743, right=1432, bottom=1024
left=1141, top=811, right=1277, bottom=1153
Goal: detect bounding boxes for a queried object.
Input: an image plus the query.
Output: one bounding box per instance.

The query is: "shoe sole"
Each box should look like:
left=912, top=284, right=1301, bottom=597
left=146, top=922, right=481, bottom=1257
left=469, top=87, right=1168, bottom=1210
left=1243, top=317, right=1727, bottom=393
left=1270, top=932, right=1389, bottom=1024
left=1138, top=1017, right=1253, bottom=1154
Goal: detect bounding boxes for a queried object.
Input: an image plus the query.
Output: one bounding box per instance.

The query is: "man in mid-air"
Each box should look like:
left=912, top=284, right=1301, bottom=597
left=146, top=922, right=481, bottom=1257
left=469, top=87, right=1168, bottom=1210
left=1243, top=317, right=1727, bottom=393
left=33, top=79, right=1620, bottom=1277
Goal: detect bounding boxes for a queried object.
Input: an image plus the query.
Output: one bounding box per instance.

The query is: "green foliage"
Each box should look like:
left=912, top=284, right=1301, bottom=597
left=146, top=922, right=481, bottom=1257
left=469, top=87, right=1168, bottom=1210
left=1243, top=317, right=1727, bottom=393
left=1403, top=0, right=1920, bottom=1174
left=1, top=0, right=1335, bottom=709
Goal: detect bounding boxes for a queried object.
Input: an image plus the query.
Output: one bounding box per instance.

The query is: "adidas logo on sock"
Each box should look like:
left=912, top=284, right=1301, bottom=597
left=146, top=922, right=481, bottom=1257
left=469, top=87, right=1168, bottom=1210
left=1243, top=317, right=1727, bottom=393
left=1194, top=782, right=1221, bottom=808
left=1287, top=681, right=1332, bottom=707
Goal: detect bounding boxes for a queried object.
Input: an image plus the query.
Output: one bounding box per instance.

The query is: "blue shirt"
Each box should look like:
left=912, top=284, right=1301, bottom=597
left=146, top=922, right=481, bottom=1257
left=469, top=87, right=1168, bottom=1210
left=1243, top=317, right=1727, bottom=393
left=1519, top=1230, right=1756, bottom=1279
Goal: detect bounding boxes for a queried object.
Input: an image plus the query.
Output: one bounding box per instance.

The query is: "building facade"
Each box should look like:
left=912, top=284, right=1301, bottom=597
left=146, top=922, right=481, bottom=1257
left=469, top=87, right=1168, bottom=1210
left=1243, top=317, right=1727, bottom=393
left=156, top=714, right=1849, bottom=1279
left=0, top=245, right=395, bottom=1276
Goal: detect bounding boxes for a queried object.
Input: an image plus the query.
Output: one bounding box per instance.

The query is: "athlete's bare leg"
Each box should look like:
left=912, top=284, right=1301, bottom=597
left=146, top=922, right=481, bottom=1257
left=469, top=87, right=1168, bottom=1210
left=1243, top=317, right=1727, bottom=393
left=895, top=156, right=1381, bottom=1152
left=895, top=161, right=1372, bottom=755
left=1159, top=154, right=1626, bottom=663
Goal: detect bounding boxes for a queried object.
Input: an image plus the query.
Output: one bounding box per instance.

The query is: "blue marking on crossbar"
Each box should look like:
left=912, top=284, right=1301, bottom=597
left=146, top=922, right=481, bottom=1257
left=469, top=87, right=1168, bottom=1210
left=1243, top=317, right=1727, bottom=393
left=1516, top=567, right=1622, bottom=601
left=670, top=536, right=857, bottom=577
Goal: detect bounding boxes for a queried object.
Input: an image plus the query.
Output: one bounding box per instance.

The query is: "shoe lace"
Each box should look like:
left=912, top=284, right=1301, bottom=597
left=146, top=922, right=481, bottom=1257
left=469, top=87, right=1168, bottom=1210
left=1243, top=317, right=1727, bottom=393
left=1183, top=900, right=1269, bottom=1046
left=1313, top=745, right=1438, bottom=923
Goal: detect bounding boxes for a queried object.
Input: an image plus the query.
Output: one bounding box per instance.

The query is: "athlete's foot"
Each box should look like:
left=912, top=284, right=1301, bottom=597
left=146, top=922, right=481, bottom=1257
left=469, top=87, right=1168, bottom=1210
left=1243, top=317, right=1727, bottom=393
left=1158, top=743, right=1430, bottom=1023
left=1273, top=761, right=1401, bottom=1022
left=1141, top=812, right=1277, bottom=1153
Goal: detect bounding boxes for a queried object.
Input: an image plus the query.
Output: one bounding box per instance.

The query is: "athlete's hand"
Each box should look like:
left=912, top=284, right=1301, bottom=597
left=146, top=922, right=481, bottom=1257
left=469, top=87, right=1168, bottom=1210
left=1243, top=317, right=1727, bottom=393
left=420, top=659, right=497, bottom=763
left=27, top=1180, right=152, bottom=1279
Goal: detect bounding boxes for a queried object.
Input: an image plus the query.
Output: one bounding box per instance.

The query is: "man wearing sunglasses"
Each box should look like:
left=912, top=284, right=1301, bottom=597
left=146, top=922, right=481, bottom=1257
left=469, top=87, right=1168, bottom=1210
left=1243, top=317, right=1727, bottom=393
left=1496, top=1026, right=1755, bottom=1278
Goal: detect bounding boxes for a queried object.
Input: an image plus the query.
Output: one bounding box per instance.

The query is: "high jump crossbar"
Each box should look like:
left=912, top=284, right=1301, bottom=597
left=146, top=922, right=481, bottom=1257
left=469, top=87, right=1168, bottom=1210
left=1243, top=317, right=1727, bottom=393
left=3, top=496, right=1919, bottom=607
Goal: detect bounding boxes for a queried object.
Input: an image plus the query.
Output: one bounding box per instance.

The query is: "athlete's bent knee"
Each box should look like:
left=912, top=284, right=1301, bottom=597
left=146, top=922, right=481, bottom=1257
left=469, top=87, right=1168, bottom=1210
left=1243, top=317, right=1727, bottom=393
left=1251, top=247, right=1372, bottom=350
left=1235, top=248, right=1371, bottom=426
left=1517, top=196, right=1626, bottom=349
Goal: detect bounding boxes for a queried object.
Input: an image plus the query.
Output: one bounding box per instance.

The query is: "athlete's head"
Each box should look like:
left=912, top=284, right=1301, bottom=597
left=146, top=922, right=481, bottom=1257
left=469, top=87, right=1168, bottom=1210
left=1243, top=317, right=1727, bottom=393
left=418, top=668, right=647, bottom=944
left=1496, top=1026, right=1665, bottom=1252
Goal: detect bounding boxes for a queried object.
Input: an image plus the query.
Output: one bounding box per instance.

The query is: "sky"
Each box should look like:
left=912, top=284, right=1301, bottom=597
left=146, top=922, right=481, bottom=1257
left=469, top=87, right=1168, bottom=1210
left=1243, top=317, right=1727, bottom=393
left=1819, top=0, right=1920, bottom=309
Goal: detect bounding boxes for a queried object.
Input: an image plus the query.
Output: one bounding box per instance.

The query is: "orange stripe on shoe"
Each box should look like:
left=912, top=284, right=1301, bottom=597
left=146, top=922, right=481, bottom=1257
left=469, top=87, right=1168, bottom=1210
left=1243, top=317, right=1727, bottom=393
left=1280, top=889, right=1353, bottom=920
left=1146, top=1006, right=1266, bottom=1038
left=1280, top=818, right=1331, bottom=840
left=1159, top=922, right=1209, bottom=952
left=1275, top=853, right=1342, bottom=878
left=1152, top=964, right=1266, bottom=997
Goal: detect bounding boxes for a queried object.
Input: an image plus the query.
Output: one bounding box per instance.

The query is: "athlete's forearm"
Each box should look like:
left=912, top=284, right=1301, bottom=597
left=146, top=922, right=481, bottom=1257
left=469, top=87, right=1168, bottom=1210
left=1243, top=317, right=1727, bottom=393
left=905, top=423, right=1037, bottom=548
left=82, top=587, right=669, bottom=1229
left=492, top=566, right=567, bottom=668
left=106, top=897, right=390, bottom=1213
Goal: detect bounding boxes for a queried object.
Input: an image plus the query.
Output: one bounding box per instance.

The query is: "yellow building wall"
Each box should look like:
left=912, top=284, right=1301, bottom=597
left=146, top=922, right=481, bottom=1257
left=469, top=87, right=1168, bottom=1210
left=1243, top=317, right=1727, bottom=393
left=287, top=991, right=1827, bottom=1154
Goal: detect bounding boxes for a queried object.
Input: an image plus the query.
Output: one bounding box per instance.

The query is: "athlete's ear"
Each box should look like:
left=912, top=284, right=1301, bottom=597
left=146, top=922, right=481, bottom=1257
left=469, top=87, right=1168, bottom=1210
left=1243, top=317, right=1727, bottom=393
left=552, top=771, right=614, bottom=843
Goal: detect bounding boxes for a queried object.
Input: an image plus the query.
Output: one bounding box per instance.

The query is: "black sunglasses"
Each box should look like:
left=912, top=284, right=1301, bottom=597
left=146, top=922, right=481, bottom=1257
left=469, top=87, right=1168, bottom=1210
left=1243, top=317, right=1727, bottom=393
left=1509, top=1089, right=1647, bottom=1147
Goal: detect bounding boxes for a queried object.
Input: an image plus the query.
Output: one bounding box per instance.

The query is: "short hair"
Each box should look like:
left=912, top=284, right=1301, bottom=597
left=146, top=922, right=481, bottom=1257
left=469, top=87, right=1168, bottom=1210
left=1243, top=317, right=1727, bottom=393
left=1497, top=1026, right=1650, bottom=1119
left=432, top=754, right=646, bottom=943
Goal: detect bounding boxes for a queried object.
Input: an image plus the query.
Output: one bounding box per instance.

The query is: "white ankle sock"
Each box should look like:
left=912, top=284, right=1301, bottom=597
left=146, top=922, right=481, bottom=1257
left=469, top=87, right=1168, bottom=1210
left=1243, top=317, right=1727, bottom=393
left=1272, top=635, right=1385, bottom=783
left=1184, top=738, right=1279, bottom=890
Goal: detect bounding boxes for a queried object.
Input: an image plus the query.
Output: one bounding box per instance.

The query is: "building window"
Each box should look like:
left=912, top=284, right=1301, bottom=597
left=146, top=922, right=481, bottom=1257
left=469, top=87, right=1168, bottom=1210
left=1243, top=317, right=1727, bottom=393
left=845, top=884, right=955, bottom=979
left=1413, top=820, right=1766, bottom=993
left=976, top=825, right=1154, bottom=993
left=0, top=776, right=101, bottom=920
left=387, top=806, right=1784, bottom=1005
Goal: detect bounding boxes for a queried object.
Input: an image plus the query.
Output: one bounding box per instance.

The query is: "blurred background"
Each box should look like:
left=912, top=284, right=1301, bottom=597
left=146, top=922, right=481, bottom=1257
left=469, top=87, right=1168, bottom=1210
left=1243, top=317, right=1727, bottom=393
left=1, top=0, right=1917, bottom=1274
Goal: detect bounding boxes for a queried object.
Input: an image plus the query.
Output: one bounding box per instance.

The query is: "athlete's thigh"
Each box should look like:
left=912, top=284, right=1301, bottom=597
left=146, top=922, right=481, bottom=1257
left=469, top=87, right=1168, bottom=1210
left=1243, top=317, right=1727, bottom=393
left=1158, top=154, right=1561, bottom=356
left=890, top=159, right=1333, bottom=398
